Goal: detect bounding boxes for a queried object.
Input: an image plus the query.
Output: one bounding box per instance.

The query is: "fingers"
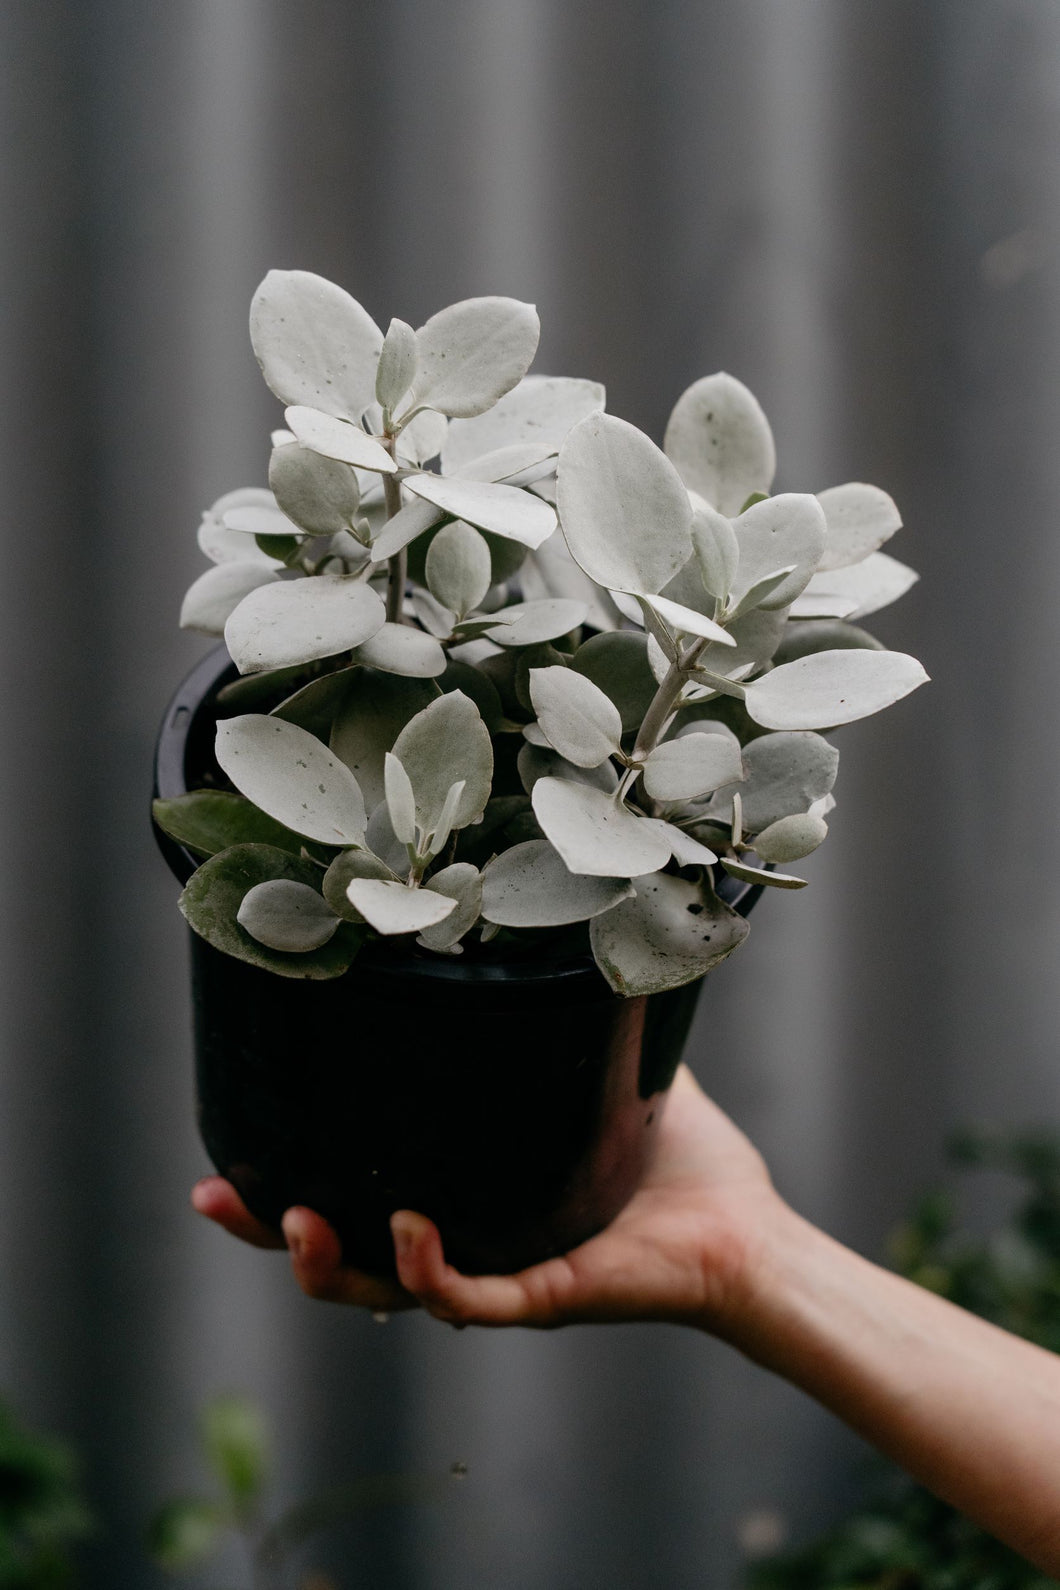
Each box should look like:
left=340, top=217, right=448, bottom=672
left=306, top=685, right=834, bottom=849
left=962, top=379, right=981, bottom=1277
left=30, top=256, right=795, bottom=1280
left=191, top=1177, right=286, bottom=1250
left=391, top=1211, right=568, bottom=1328
left=282, top=1207, right=415, bottom=1312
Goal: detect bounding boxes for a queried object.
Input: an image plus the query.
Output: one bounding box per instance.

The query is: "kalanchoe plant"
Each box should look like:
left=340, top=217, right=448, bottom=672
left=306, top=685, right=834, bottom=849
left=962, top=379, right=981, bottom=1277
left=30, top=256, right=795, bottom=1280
left=155, top=270, right=928, bottom=996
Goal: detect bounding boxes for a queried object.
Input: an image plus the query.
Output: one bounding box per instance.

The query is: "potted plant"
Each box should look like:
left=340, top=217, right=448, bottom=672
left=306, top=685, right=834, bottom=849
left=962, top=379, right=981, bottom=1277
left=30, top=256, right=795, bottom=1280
left=153, top=269, right=926, bottom=1276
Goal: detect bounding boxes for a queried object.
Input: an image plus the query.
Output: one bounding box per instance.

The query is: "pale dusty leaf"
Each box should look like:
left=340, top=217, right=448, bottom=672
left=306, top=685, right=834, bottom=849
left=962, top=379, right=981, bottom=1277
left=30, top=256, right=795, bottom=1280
left=198, top=488, right=281, bottom=565
left=323, top=847, right=397, bottom=921
left=653, top=822, right=718, bottom=867
left=663, top=372, right=776, bottom=515
left=557, top=413, right=693, bottom=594
left=269, top=441, right=360, bottom=537
left=517, top=743, right=618, bottom=796
left=370, top=495, right=445, bottom=560
left=790, top=552, right=918, bottom=621
left=346, top=877, right=456, bottom=935
left=481, top=839, right=634, bottom=926
left=698, top=730, right=838, bottom=833
left=727, top=564, right=797, bottom=621
left=284, top=406, right=396, bottom=473
left=180, top=562, right=279, bottom=635
left=531, top=779, right=672, bottom=876
left=419, top=862, right=482, bottom=950
left=224, top=576, right=386, bottom=674
left=522, top=722, right=550, bottom=747
left=354, top=622, right=447, bottom=677
left=773, top=618, right=884, bottom=665
left=451, top=440, right=558, bottom=483
left=484, top=598, right=586, bottom=647
left=729, top=493, right=827, bottom=611
left=721, top=857, right=807, bottom=890
left=817, top=482, right=902, bottom=571
left=745, top=649, right=928, bottom=730
left=753, top=811, right=829, bottom=863
left=329, top=671, right=439, bottom=812
left=384, top=752, right=417, bottom=845
left=529, top=665, right=622, bottom=767
left=412, top=588, right=456, bottom=637
left=250, top=270, right=383, bottom=421
left=440, top=374, right=605, bottom=473
left=410, top=296, right=540, bottom=418
left=426, top=778, right=466, bottom=856
left=215, top=714, right=367, bottom=844
left=376, top=317, right=418, bottom=413
left=690, top=494, right=740, bottom=599
left=365, top=802, right=412, bottom=877
left=519, top=535, right=623, bottom=634
left=398, top=408, right=449, bottom=466
left=236, top=879, right=341, bottom=952
left=404, top=473, right=556, bottom=548
left=391, top=691, right=493, bottom=833
left=425, top=520, right=492, bottom=618
left=637, top=592, right=736, bottom=646
left=222, top=503, right=302, bottom=540
left=642, top=732, right=744, bottom=801
left=589, top=873, right=750, bottom=995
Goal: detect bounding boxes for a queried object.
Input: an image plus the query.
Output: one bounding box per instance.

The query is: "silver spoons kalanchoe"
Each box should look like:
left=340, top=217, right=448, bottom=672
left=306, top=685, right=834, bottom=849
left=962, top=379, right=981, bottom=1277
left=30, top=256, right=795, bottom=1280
left=155, top=269, right=928, bottom=996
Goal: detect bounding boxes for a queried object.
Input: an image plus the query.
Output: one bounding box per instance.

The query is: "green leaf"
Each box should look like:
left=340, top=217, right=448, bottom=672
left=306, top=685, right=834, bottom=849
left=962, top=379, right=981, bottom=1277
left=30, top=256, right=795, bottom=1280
left=698, top=730, right=838, bottom=833
left=152, top=791, right=306, bottom=858
left=439, top=659, right=504, bottom=733
left=663, top=372, right=776, bottom=516
left=484, top=598, right=587, bottom=647
left=202, top=1395, right=270, bottom=1510
left=571, top=631, right=657, bottom=731
left=721, top=856, right=808, bottom=889
left=410, top=296, right=540, bottom=419
left=284, top=405, right=396, bottom=473
left=269, top=440, right=360, bottom=538
left=180, top=846, right=364, bottom=977
left=642, top=732, right=743, bottom=801
left=817, top=481, right=902, bottom=571
left=147, top=1498, right=225, bottom=1570
left=391, top=691, right=493, bottom=835
left=236, top=879, right=341, bottom=951
left=531, top=779, right=673, bottom=877
left=404, top=473, right=556, bottom=548
left=791, top=551, right=919, bottom=621
left=376, top=316, right=418, bottom=413
left=250, top=269, right=383, bottom=422
left=753, top=811, right=829, bottom=863
left=425, top=520, right=492, bottom=619
left=590, top=873, right=750, bottom=995
left=529, top=665, right=622, bottom=767
left=744, top=649, right=929, bottom=730
left=419, top=862, right=482, bottom=950
left=440, top=374, right=605, bottom=472
left=384, top=752, right=417, bottom=846
left=557, top=412, right=693, bottom=595
left=729, top=493, right=827, bottom=611
left=354, top=622, right=446, bottom=677
left=224, top=575, right=386, bottom=675
left=271, top=664, right=361, bottom=738
left=180, top=562, right=279, bottom=636
left=322, top=847, right=398, bottom=922
left=346, top=877, right=457, bottom=935
left=329, top=670, right=440, bottom=813
left=481, top=840, right=633, bottom=927
left=216, top=714, right=367, bottom=844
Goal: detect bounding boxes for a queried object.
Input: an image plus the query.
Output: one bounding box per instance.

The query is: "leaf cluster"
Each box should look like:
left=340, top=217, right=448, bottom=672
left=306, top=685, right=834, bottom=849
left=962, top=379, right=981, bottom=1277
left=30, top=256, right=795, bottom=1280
left=748, top=1130, right=1060, bottom=1590
left=161, top=271, right=928, bottom=995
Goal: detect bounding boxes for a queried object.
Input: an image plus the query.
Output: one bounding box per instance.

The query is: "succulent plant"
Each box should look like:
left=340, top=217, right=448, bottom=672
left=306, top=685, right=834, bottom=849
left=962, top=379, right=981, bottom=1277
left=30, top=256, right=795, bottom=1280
left=154, top=270, right=928, bottom=996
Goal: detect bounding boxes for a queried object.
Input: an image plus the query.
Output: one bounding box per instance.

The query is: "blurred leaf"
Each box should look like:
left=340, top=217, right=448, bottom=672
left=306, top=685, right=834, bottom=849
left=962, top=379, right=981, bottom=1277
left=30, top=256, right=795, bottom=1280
left=201, top=1395, right=269, bottom=1513
left=147, top=1498, right=225, bottom=1571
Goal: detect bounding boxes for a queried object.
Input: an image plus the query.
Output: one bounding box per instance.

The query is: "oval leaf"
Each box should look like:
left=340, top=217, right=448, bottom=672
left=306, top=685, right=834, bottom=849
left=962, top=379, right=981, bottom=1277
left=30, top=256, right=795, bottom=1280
left=642, top=732, right=744, bottom=802
left=216, top=714, right=367, bottom=844
left=589, top=873, right=750, bottom=995
left=744, top=649, right=929, bottom=730
left=404, top=473, right=556, bottom=548
left=753, top=811, right=829, bottom=864
left=383, top=751, right=417, bottom=845
left=354, top=622, right=446, bottom=678
left=419, top=862, right=483, bottom=950
left=236, top=879, right=340, bottom=952
left=425, top=520, right=492, bottom=619
left=322, top=846, right=398, bottom=922
left=376, top=317, right=418, bottom=413
left=817, top=482, right=902, bottom=571
left=729, top=493, right=827, bottom=611
left=529, top=665, right=621, bottom=768
left=284, top=405, right=396, bottom=473
left=441, top=374, right=605, bottom=473
left=391, top=691, right=493, bottom=834
left=638, top=592, right=736, bottom=646
left=572, top=631, right=657, bottom=731
left=481, top=839, right=634, bottom=926
left=485, top=598, right=586, bottom=647
left=346, top=877, right=456, bottom=935
left=152, top=791, right=305, bottom=858
left=180, top=562, right=279, bottom=635
left=531, top=778, right=673, bottom=877
left=691, top=495, right=740, bottom=600
left=790, top=552, right=918, bottom=622
left=329, top=671, right=440, bottom=813
left=269, top=441, right=360, bottom=537
left=250, top=270, right=383, bottom=421
left=411, top=296, right=540, bottom=418
left=699, top=730, right=838, bottom=834
left=370, top=494, right=445, bottom=560
left=663, top=373, right=776, bottom=515
left=225, top=576, right=386, bottom=674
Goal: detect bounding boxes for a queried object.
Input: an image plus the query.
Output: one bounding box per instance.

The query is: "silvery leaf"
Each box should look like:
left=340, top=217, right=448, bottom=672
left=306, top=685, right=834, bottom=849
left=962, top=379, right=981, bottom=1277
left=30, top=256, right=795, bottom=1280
left=744, top=649, right=928, bottom=730
left=410, top=297, right=539, bottom=419
left=284, top=406, right=396, bottom=473
left=216, top=714, right=367, bottom=844
left=531, top=779, right=673, bottom=877
left=198, top=488, right=281, bottom=565
left=404, top=474, right=556, bottom=548
left=691, top=494, right=740, bottom=600
left=729, top=494, right=827, bottom=611
left=180, top=844, right=363, bottom=979
left=637, top=592, right=736, bottom=646
left=522, top=722, right=550, bottom=747
left=753, top=811, right=829, bottom=863
left=236, top=879, right=341, bottom=952
left=346, top=877, right=457, bottom=935
left=426, top=778, right=466, bottom=857
left=371, top=495, right=445, bottom=560
left=223, top=503, right=302, bottom=541
left=529, top=665, right=622, bottom=768
left=642, top=732, right=744, bottom=801
left=272, top=429, right=296, bottom=446
left=484, top=598, right=586, bottom=647
left=225, top=576, right=386, bottom=674
left=425, top=520, right=492, bottom=619
left=571, top=631, right=657, bottom=731
left=180, top=562, right=279, bottom=635
left=698, top=730, right=838, bottom=833
left=391, top=691, right=493, bottom=833
left=419, top=862, right=482, bottom=950
left=519, top=535, right=623, bottom=634
left=269, top=441, right=360, bottom=538
left=481, top=840, right=634, bottom=927
left=354, top=622, right=447, bottom=678
left=698, top=606, right=788, bottom=677
left=817, top=482, right=902, bottom=571
left=323, top=846, right=398, bottom=922
left=250, top=270, right=383, bottom=422
left=452, top=440, right=558, bottom=483
left=383, top=752, right=417, bottom=846
left=376, top=317, right=418, bottom=413
left=721, top=857, right=807, bottom=890
left=727, top=564, right=797, bottom=621
left=412, top=588, right=456, bottom=638
left=329, top=671, right=439, bottom=813
left=440, top=374, right=605, bottom=473
left=365, top=801, right=412, bottom=877
left=557, top=413, right=693, bottom=594
left=790, top=552, right=919, bottom=621
left=649, top=821, right=718, bottom=866
left=663, top=373, right=776, bottom=515
left=589, top=873, right=750, bottom=995
left=270, top=665, right=360, bottom=738
left=517, top=743, right=619, bottom=796
left=398, top=407, right=449, bottom=466
left=647, top=633, right=671, bottom=683
left=809, top=791, right=837, bottom=820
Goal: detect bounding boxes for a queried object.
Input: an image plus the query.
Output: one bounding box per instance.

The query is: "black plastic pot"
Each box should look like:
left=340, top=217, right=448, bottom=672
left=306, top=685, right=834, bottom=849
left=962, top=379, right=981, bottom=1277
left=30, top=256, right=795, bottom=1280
left=154, top=646, right=761, bottom=1276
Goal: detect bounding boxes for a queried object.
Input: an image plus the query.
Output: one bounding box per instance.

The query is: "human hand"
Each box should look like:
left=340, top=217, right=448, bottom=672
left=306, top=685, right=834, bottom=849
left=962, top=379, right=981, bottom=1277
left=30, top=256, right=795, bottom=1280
left=191, top=1065, right=787, bottom=1333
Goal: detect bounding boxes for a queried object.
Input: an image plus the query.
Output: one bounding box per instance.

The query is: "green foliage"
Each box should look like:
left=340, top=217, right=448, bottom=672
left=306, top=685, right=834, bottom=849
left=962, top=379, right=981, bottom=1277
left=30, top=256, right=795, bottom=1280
left=748, top=1132, right=1060, bottom=1589
left=0, top=1399, right=91, bottom=1588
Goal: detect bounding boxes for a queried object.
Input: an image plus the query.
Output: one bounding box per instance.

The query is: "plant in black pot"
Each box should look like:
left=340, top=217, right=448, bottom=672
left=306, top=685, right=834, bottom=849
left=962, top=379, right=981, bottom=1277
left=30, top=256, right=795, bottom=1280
left=153, top=270, right=926, bottom=1276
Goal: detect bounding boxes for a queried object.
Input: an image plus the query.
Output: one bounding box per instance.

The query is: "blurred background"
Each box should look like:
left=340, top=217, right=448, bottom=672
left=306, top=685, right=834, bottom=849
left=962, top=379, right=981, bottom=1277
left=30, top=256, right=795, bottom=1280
left=3, top=0, right=1059, bottom=1583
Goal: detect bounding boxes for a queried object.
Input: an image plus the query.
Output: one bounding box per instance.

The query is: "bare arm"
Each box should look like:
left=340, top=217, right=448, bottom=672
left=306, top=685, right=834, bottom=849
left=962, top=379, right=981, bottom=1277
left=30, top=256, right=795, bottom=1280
left=193, top=1065, right=1060, bottom=1573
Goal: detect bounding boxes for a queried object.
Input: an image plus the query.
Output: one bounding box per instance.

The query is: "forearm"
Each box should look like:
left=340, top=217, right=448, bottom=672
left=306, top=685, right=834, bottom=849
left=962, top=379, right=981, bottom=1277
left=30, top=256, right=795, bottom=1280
left=717, top=1203, right=1060, bottom=1573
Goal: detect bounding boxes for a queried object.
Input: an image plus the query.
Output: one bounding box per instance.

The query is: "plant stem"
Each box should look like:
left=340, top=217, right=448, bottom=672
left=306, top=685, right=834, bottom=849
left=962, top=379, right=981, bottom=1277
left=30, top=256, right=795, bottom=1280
left=630, top=637, right=709, bottom=763
left=381, top=437, right=408, bottom=625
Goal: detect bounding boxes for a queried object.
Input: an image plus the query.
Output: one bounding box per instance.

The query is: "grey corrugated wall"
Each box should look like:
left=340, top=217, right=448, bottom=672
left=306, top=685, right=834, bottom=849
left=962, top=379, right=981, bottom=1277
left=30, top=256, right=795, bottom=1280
left=2, top=2, right=1059, bottom=1584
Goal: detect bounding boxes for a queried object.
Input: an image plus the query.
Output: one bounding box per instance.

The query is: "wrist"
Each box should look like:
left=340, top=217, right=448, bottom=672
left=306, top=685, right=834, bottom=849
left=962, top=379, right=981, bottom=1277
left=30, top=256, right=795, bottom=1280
left=695, top=1192, right=820, bottom=1351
